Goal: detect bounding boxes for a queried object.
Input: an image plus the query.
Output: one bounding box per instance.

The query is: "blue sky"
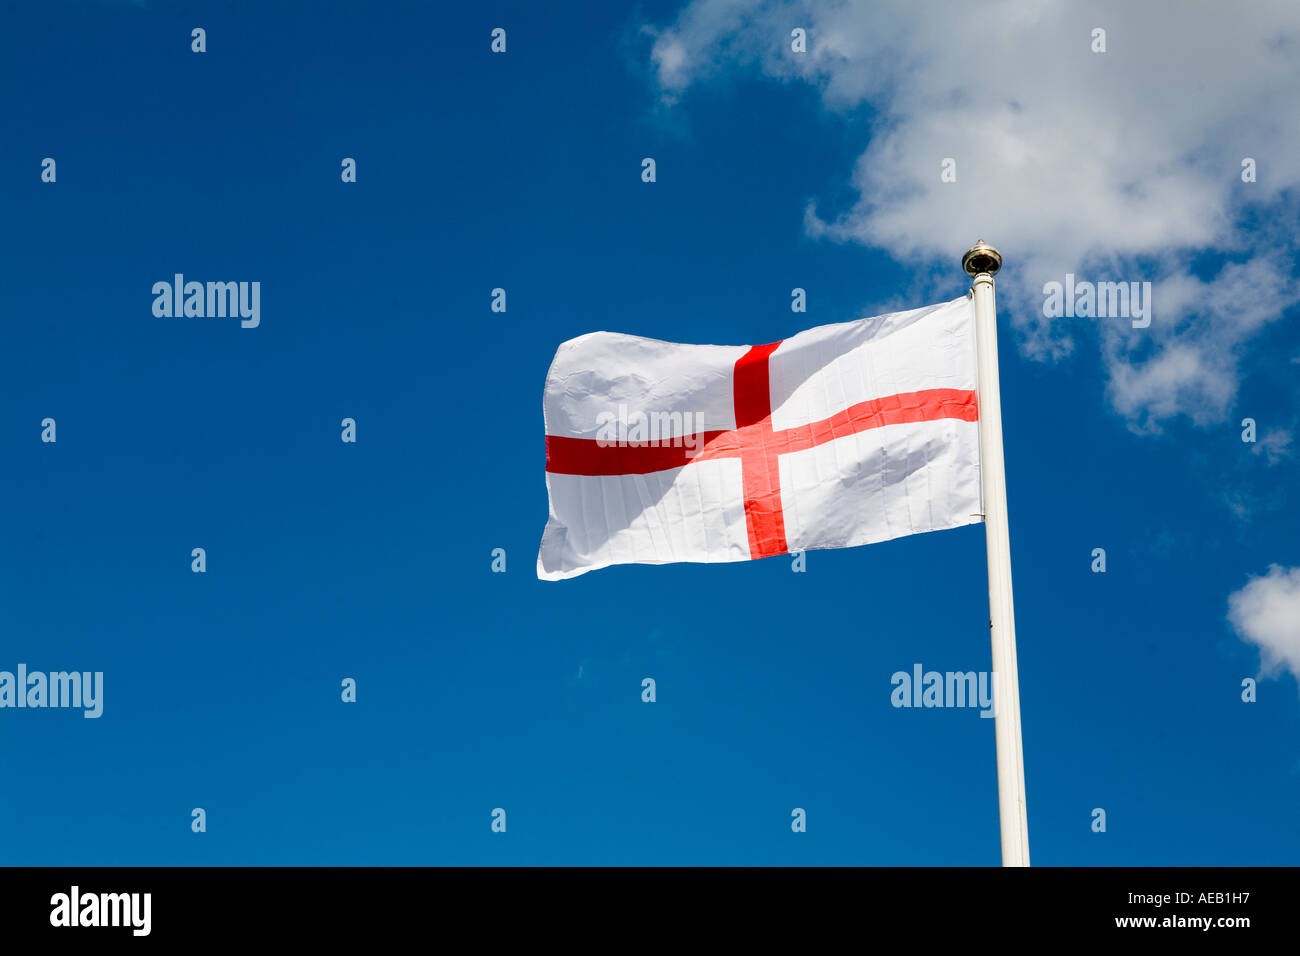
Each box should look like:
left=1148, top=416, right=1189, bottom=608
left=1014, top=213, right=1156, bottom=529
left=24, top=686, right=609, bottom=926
left=1, top=1, right=1298, bottom=865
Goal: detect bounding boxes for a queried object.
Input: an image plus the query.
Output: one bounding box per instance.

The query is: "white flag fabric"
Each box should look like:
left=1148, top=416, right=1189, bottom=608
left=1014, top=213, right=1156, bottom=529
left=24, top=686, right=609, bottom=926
left=537, top=295, right=983, bottom=580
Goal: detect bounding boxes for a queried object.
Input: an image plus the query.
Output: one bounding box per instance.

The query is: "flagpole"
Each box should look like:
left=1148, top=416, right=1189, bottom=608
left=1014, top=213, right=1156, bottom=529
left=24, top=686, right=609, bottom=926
left=963, top=240, right=1030, bottom=867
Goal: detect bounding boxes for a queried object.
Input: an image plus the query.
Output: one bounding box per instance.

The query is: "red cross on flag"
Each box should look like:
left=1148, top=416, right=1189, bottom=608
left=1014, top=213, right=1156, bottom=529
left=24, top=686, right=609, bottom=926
left=537, top=295, right=982, bottom=580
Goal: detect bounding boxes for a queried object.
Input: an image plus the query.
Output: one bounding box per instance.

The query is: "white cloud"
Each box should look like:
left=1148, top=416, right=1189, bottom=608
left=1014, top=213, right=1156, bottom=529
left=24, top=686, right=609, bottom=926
left=646, top=0, right=1300, bottom=428
left=1228, top=565, right=1300, bottom=684
left=1253, top=427, right=1294, bottom=465
left=1103, top=255, right=1298, bottom=431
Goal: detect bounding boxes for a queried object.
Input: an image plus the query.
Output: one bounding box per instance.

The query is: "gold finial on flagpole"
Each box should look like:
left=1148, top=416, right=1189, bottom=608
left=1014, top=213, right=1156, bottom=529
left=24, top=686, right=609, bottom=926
left=962, top=239, right=1002, bottom=277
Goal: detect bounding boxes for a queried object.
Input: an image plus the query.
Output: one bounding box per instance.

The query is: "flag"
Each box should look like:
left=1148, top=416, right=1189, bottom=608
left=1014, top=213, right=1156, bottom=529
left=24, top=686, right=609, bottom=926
left=537, top=295, right=982, bottom=580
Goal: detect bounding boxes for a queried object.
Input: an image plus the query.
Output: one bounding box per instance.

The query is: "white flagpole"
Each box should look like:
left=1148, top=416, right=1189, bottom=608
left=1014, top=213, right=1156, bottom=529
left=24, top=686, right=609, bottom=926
left=963, top=240, right=1030, bottom=866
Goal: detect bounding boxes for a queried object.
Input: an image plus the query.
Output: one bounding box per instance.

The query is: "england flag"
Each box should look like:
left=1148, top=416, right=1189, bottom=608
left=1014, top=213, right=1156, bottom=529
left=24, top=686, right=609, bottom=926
left=537, top=295, right=983, bottom=580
